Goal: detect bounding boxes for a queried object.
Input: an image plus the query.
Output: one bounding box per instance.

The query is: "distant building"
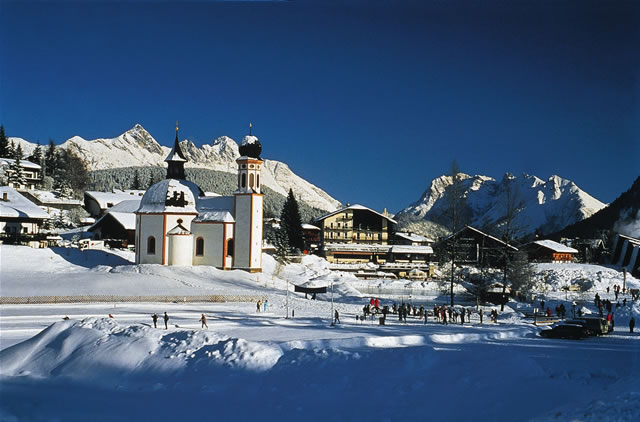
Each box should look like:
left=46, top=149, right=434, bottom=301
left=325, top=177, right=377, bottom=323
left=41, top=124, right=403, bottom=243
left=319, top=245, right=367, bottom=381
left=0, top=186, right=49, bottom=238
left=610, top=233, right=640, bottom=277
left=301, top=223, right=320, bottom=252
left=437, top=226, right=518, bottom=267
left=521, top=239, right=578, bottom=263
left=0, top=158, right=42, bottom=190
left=88, top=199, right=140, bottom=247
left=84, top=190, right=146, bottom=218
left=314, top=204, right=397, bottom=264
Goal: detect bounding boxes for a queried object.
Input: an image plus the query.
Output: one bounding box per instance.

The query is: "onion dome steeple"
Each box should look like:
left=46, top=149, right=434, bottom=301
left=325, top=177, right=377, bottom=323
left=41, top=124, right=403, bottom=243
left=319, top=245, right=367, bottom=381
left=165, top=121, right=187, bottom=180
left=238, top=122, right=262, bottom=159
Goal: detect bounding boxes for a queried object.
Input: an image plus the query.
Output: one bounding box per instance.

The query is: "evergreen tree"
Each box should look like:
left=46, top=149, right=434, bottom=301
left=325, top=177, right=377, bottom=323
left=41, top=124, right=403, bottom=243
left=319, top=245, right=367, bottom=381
left=7, top=140, right=15, bottom=158
left=0, top=125, right=8, bottom=157
left=53, top=149, right=87, bottom=197
left=133, top=169, right=142, bottom=189
left=280, top=188, right=305, bottom=252
left=45, top=139, right=57, bottom=177
left=8, top=144, right=26, bottom=188
left=28, top=141, right=43, bottom=166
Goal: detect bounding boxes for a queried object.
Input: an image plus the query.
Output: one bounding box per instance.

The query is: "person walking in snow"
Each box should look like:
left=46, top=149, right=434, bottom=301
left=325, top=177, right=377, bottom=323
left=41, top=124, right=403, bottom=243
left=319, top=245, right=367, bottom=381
left=257, top=300, right=262, bottom=313
left=163, top=312, right=169, bottom=329
left=629, top=317, right=635, bottom=333
left=200, top=313, right=208, bottom=329
left=334, top=310, right=340, bottom=324
left=152, top=313, right=158, bottom=328
left=263, top=299, right=268, bottom=312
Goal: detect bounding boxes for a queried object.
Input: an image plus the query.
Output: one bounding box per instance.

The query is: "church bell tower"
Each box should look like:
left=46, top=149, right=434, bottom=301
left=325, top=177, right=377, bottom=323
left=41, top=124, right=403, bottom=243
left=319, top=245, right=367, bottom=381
left=233, top=123, right=264, bottom=272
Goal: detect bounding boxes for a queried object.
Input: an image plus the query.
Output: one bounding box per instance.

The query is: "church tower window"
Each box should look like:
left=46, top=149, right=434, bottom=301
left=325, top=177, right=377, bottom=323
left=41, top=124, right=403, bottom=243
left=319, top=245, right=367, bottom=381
left=249, top=173, right=255, bottom=189
left=241, top=173, right=246, bottom=188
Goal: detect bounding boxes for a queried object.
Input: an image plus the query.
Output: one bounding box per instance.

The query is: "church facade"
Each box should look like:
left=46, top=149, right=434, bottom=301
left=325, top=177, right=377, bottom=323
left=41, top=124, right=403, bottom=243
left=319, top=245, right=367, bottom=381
left=134, top=126, right=263, bottom=272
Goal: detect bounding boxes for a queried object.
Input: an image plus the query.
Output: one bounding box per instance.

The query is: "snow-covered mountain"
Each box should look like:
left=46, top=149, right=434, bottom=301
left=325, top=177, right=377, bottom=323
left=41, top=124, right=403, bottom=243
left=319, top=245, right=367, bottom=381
left=10, top=125, right=341, bottom=212
left=396, top=172, right=606, bottom=237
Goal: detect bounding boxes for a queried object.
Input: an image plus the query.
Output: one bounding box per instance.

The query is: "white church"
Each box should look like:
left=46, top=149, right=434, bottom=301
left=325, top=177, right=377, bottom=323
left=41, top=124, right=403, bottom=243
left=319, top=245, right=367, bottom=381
left=135, top=125, right=263, bottom=272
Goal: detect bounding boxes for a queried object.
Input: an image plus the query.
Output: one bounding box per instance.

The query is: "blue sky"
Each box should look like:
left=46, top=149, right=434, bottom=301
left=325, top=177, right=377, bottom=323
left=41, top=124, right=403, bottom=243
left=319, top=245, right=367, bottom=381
left=1, top=0, right=638, bottom=212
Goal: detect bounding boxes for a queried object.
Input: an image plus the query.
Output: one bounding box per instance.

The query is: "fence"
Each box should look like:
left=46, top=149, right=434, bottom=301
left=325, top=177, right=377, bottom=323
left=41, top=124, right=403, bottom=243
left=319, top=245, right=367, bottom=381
left=0, top=295, right=266, bottom=305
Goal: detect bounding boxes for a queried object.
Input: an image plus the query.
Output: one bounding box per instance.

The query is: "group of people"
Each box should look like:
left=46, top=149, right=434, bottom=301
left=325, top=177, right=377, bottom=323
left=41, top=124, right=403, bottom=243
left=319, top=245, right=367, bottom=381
left=150, top=312, right=208, bottom=329
left=256, top=299, right=269, bottom=313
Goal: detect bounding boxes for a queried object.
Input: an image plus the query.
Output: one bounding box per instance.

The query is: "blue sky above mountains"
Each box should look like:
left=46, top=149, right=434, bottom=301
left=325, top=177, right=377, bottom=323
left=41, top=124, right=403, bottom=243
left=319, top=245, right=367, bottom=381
left=1, top=0, right=638, bottom=211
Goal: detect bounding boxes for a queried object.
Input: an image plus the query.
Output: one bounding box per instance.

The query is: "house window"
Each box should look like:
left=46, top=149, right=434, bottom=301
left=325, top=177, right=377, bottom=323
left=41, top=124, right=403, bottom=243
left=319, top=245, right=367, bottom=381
left=241, top=173, right=246, bottom=188
left=147, top=236, right=156, bottom=255
left=227, top=238, right=234, bottom=257
left=196, top=237, right=204, bottom=256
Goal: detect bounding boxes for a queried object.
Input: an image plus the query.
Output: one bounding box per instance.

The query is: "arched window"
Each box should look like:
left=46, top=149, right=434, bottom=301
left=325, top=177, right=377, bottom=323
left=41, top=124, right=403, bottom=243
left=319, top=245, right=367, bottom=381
left=147, top=236, right=156, bottom=255
left=249, top=173, right=255, bottom=189
left=227, top=238, right=234, bottom=257
left=196, top=237, right=204, bottom=256
left=241, top=173, right=246, bottom=188
left=256, top=174, right=260, bottom=188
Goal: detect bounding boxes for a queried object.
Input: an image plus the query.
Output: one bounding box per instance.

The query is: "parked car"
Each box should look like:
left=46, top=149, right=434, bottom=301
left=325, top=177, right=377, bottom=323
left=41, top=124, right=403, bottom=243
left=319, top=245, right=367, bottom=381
left=539, top=323, right=591, bottom=339
left=575, top=316, right=609, bottom=335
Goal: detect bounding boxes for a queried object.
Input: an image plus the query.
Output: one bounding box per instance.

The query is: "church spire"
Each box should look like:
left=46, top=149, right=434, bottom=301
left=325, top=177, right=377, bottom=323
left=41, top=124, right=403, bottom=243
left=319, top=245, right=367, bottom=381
left=165, top=121, right=187, bottom=179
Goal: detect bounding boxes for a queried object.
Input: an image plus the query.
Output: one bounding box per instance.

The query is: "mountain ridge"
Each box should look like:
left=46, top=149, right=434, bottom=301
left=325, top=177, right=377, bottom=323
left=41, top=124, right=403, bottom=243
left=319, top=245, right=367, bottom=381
left=9, top=125, right=342, bottom=212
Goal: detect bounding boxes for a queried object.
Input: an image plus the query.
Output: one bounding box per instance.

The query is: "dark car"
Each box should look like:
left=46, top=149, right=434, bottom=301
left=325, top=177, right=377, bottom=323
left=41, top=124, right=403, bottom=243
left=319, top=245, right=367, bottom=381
left=539, top=323, right=591, bottom=339
left=575, top=316, right=609, bottom=335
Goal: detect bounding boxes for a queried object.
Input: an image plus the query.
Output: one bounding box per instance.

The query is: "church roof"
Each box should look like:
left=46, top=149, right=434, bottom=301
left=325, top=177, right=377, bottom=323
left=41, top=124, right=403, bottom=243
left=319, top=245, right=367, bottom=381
left=167, top=221, right=191, bottom=235
left=194, top=196, right=235, bottom=223
left=137, top=179, right=202, bottom=214
left=165, top=130, right=186, bottom=162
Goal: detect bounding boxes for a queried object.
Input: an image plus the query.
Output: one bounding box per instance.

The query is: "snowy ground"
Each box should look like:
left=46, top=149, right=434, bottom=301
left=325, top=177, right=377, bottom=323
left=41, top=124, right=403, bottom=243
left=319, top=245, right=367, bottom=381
left=1, top=244, right=639, bottom=421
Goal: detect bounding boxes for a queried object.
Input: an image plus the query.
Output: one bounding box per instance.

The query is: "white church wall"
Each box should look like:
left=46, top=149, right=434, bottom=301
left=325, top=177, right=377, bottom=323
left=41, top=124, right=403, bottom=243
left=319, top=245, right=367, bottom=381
left=192, top=222, right=225, bottom=268
left=225, top=222, right=234, bottom=268
left=137, top=214, right=164, bottom=265
left=163, top=214, right=197, bottom=265
left=168, top=233, right=193, bottom=266
left=233, top=195, right=252, bottom=269
left=250, top=195, right=263, bottom=270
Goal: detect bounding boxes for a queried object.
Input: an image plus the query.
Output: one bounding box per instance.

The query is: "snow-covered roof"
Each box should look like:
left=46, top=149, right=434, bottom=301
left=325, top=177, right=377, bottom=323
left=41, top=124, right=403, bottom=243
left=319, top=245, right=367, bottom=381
left=241, top=135, right=259, bottom=146
left=137, top=179, right=201, bottom=214
left=0, top=158, right=41, bottom=170
left=314, top=204, right=397, bottom=225
left=167, top=222, right=191, bottom=235
left=0, top=187, right=49, bottom=219
left=395, top=232, right=434, bottom=243
left=85, top=190, right=145, bottom=210
left=390, top=245, right=434, bottom=254
left=447, top=226, right=519, bottom=251
left=107, top=199, right=142, bottom=213
left=194, top=211, right=235, bottom=223
left=301, top=223, right=320, bottom=230
left=530, top=240, right=578, bottom=254
left=88, top=211, right=136, bottom=232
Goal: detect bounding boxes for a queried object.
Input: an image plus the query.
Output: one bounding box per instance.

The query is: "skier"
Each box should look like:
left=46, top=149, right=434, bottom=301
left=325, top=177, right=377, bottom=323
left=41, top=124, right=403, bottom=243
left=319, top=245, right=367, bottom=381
left=152, top=313, right=158, bottom=328
left=630, top=316, right=635, bottom=333
left=163, top=312, right=169, bottom=329
left=200, top=313, right=208, bottom=329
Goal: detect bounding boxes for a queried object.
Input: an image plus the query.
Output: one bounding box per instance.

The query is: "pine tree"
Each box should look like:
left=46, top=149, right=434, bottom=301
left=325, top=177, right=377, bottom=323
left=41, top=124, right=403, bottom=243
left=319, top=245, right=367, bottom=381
left=0, top=125, right=8, bottom=158
left=7, top=140, right=15, bottom=158
left=280, top=188, right=305, bottom=252
left=133, top=169, right=142, bottom=189
left=8, top=144, right=26, bottom=189
left=45, top=139, right=57, bottom=177
left=28, top=141, right=43, bottom=166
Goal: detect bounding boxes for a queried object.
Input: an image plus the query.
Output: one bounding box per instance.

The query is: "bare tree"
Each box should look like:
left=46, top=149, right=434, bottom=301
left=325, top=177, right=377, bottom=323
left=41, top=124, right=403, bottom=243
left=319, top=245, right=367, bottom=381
left=445, top=160, right=468, bottom=306
left=497, top=174, right=525, bottom=310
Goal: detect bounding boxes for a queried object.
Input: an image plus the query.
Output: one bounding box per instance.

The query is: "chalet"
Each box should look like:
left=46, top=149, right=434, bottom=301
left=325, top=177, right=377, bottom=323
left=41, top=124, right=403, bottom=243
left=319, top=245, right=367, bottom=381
left=0, top=158, right=42, bottom=190
left=394, top=231, right=434, bottom=246
left=0, top=186, right=49, bottom=240
left=437, top=226, right=518, bottom=267
left=301, top=223, right=320, bottom=252
left=88, top=199, right=140, bottom=247
left=611, top=234, right=640, bottom=277
left=521, top=239, right=578, bottom=263
left=314, top=204, right=397, bottom=264
left=84, top=190, right=146, bottom=218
